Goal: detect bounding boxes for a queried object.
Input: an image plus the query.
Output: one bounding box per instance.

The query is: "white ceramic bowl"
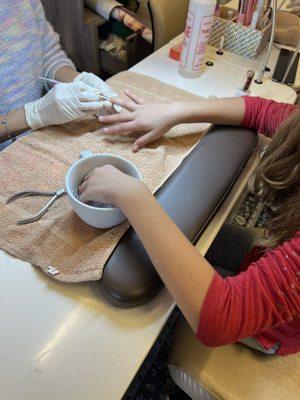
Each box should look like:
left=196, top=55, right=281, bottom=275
left=66, top=151, right=142, bottom=229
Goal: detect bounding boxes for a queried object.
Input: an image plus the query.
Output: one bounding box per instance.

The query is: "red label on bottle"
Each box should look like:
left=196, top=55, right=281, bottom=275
left=192, top=15, right=213, bottom=71
left=180, top=10, right=195, bottom=69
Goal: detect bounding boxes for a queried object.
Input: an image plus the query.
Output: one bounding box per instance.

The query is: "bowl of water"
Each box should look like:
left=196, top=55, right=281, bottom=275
left=66, top=151, right=142, bottom=229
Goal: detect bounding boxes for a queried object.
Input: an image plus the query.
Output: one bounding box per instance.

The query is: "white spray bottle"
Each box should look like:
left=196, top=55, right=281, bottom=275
left=179, top=0, right=216, bottom=78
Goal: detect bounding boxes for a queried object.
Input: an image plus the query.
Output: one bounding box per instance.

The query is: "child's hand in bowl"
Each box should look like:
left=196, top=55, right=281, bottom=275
left=78, top=165, right=144, bottom=208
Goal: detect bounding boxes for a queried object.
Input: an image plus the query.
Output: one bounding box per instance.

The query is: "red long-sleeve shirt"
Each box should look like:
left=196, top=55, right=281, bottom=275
left=197, top=96, right=300, bottom=355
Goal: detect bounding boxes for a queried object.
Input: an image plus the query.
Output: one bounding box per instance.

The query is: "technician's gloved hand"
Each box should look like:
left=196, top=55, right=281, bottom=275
left=74, top=72, right=122, bottom=113
left=287, top=0, right=300, bottom=16
left=24, top=81, right=105, bottom=130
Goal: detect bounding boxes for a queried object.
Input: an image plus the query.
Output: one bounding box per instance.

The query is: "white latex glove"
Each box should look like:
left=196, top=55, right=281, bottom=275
left=24, top=81, right=104, bottom=130
left=287, top=0, right=300, bottom=15
left=74, top=72, right=122, bottom=113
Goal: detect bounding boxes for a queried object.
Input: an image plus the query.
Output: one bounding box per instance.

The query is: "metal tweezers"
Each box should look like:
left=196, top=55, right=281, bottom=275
left=6, top=188, right=66, bottom=225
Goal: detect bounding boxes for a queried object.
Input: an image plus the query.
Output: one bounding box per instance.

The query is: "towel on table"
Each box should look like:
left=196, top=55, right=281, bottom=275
left=0, top=71, right=209, bottom=282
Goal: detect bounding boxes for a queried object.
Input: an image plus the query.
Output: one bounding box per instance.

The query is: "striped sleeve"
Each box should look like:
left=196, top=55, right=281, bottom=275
left=36, top=1, right=76, bottom=82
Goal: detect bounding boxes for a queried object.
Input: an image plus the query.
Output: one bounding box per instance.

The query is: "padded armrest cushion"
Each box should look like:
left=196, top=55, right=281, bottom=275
left=99, top=126, right=257, bottom=307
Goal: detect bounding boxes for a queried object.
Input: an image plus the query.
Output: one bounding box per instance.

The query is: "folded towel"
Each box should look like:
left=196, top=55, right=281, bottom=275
left=0, top=71, right=209, bottom=282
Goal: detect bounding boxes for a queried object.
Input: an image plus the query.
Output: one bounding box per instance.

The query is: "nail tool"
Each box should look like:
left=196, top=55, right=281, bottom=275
left=6, top=188, right=66, bottom=224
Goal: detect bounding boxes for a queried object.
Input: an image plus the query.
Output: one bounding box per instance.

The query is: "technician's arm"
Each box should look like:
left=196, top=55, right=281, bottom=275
left=54, top=66, right=80, bottom=83
left=0, top=56, right=78, bottom=142
left=0, top=81, right=105, bottom=141
left=0, top=108, right=29, bottom=142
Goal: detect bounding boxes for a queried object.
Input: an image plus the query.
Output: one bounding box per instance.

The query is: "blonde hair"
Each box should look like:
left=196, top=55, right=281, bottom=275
left=249, top=110, right=300, bottom=248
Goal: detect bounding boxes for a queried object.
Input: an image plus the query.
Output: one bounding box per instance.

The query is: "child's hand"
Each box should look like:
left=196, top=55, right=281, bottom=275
left=97, top=90, right=177, bottom=152
left=78, top=165, right=144, bottom=208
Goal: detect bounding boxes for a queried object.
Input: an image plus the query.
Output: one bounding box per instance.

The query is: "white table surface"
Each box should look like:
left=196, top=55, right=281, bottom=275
left=132, top=36, right=298, bottom=102
left=1, top=37, right=296, bottom=400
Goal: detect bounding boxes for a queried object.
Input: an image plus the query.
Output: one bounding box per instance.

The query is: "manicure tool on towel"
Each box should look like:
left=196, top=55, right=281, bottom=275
left=38, top=77, right=110, bottom=101
left=6, top=188, right=66, bottom=225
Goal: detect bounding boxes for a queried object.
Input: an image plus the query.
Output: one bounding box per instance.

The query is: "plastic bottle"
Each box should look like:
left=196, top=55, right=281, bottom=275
left=179, top=0, right=217, bottom=78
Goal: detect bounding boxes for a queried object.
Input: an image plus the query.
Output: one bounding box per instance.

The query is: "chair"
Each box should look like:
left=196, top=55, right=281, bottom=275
left=147, top=0, right=189, bottom=50
left=168, top=317, right=300, bottom=400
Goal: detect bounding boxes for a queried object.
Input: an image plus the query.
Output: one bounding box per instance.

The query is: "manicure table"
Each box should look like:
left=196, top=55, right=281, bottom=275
left=0, top=38, right=296, bottom=400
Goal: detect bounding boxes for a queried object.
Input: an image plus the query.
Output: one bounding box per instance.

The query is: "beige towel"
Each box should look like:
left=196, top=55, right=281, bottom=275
left=0, top=71, right=209, bottom=282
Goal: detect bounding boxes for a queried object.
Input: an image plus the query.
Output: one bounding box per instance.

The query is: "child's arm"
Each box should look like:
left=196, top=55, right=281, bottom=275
left=98, top=90, right=246, bottom=152
left=78, top=165, right=300, bottom=345
left=78, top=165, right=215, bottom=333
left=241, top=96, right=296, bottom=137
left=119, top=184, right=215, bottom=332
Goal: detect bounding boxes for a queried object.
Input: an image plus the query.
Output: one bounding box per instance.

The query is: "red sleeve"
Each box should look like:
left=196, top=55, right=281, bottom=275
left=197, top=233, right=300, bottom=347
left=241, top=96, right=296, bottom=137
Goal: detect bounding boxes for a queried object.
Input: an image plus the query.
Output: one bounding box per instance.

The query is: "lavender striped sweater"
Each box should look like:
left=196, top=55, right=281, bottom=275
left=0, top=0, right=75, bottom=115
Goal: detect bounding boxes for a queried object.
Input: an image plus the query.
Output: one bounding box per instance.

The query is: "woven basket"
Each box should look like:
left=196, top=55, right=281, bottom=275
left=208, top=7, right=272, bottom=59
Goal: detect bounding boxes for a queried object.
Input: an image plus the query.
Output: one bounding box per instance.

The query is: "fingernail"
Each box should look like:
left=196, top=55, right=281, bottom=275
left=114, top=105, right=122, bottom=113
left=132, top=145, right=138, bottom=152
left=98, top=116, right=104, bottom=121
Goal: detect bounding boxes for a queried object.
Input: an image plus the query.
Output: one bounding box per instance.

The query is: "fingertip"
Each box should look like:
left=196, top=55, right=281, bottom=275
left=132, top=144, right=139, bottom=152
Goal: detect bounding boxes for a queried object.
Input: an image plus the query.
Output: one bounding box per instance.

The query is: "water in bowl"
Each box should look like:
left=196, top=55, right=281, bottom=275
left=74, top=188, right=113, bottom=209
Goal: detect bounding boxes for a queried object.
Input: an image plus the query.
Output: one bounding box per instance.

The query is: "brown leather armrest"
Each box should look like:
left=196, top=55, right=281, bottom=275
left=99, top=126, right=257, bottom=307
